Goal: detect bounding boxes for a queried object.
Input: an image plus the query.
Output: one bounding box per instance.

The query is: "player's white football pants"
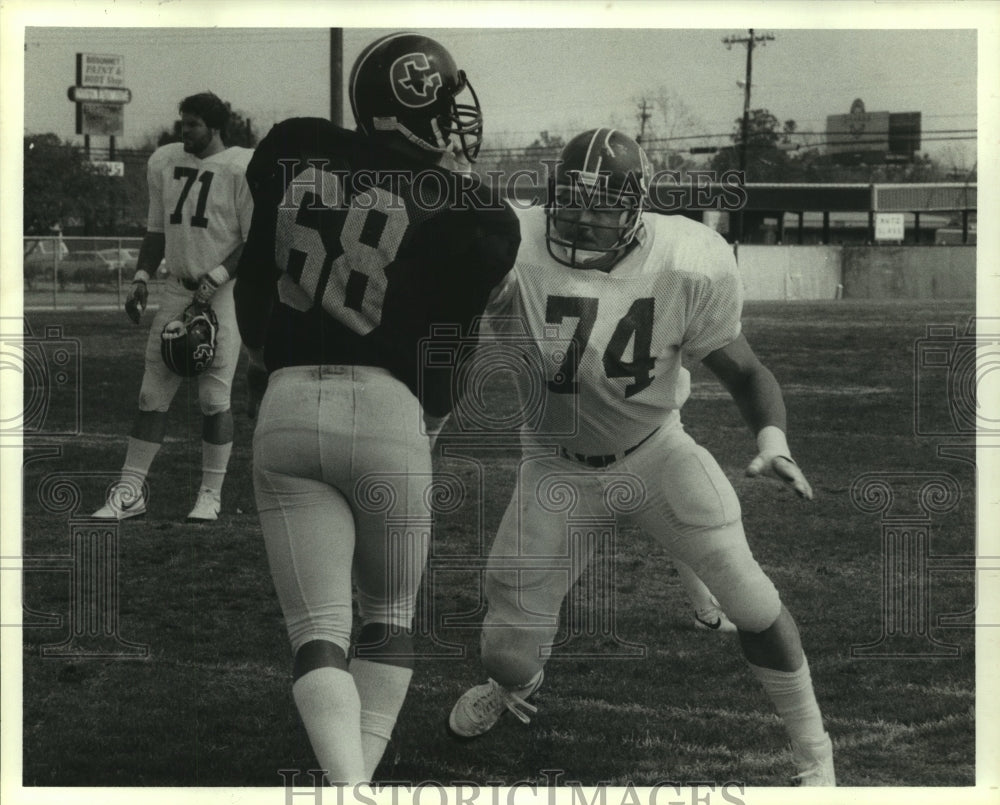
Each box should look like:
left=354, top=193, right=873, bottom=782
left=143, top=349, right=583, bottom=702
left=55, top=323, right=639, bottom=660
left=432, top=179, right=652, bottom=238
left=481, top=421, right=782, bottom=687
left=252, top=365, right=433, bottom=655
left=138, top=276, right=240, bottom=415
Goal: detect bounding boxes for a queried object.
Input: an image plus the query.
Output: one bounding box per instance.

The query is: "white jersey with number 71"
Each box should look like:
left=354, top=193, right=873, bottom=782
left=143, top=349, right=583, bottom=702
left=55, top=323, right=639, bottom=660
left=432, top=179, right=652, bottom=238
left=146, top=142, right=254, bottom=286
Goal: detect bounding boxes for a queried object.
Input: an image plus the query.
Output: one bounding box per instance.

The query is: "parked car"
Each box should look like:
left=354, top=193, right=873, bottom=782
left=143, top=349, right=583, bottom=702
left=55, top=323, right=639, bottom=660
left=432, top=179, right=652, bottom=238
left=95, top=247, right=140, bottom=272
left=23, top=238, right=69, bottom=289
left=55, top=248, right=142, bottom=291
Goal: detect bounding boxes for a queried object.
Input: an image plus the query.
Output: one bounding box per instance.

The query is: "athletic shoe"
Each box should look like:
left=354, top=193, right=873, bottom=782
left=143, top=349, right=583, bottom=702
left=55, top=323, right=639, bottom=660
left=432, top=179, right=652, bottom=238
left=447, top=670, right=544, bottom=738
left=693, top=603, right=737, bottom=633
left=790, top=733, right=836, bottom=786
left=91, top=484, right=146, bottom=520
left=186, top=488, right=221, bottom=522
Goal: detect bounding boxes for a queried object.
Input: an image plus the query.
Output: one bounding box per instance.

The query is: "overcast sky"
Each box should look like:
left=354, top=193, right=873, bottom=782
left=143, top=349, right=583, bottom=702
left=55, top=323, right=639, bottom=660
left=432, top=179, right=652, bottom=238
left=8, top=3, right=991, bottom=171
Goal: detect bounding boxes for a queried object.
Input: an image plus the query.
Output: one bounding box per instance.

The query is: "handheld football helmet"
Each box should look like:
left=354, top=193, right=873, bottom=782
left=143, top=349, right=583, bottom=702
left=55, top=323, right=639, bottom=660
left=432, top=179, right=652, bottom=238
left=545, top=128, right=653, bottom=270
left=349, top=32, right=483, bottom=163
left=160, top=303, right=218, bottom=377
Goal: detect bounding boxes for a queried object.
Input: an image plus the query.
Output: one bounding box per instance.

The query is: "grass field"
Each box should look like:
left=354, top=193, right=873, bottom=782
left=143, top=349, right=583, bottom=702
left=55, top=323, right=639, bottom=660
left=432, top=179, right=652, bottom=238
left=15, top=299, right=979, bottom=788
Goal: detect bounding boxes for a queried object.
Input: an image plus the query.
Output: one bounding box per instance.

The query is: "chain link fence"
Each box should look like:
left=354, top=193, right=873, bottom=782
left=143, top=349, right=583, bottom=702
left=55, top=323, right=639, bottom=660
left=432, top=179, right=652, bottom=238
left=23, top=236, right=161, bottom=310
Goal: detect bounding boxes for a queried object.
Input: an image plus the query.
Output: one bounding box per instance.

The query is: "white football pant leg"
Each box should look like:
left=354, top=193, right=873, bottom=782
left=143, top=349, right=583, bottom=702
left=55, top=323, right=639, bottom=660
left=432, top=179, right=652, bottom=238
left=481, top=452, right=609, bottom=688
left=196, top=278, right=240, bottom=416
left=253, top=366, right=432, bottom=654
left=621, top=424, right=782, bottom=633
left=137, top=277, right=190, bottom=412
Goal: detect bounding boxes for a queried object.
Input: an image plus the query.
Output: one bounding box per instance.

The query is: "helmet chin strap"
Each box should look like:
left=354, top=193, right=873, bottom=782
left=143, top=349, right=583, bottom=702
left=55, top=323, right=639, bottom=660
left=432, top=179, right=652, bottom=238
left=437, top=144, right=473, bottom=174
left=555, top=241, right=625, bottom=272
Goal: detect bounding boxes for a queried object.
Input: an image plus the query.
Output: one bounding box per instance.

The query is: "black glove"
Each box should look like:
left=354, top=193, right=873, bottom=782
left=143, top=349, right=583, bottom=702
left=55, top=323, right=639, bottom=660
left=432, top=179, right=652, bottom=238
left=125, top=280, right=148, bottom=324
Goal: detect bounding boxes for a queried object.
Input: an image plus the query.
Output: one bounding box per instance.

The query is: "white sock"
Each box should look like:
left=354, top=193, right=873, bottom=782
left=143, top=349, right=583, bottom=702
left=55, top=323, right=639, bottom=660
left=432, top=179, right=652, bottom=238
left=749, top=657, right=827, bottom=748
left=120, top=437, right=160, bottom=494
left=348, top=659, right=413, bottom=778
left=292, top=667, right=367, bottom=785
left=200, top=440, right=232, bottom=496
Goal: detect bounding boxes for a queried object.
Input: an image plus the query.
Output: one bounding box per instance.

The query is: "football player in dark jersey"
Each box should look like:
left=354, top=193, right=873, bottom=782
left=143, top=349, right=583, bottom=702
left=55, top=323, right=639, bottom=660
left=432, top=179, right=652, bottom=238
left=234, top=32, right=519, bottom=785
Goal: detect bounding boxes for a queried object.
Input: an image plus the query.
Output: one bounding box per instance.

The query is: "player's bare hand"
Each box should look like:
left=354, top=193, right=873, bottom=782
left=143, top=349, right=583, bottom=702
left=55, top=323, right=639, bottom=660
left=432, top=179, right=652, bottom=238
left=746, top=453, right=814, bottom=500
left=125, top=280, right=148, bottom=324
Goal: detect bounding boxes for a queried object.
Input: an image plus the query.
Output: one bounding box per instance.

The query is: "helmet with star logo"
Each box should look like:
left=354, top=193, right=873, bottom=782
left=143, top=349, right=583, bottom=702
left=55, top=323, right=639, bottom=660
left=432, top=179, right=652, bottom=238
left=349, top=32, right=483, bottom=165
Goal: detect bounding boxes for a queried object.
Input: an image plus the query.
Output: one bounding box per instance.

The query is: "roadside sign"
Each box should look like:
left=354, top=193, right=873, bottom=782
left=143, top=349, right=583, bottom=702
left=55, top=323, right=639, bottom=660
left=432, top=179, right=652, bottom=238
left=77, top=102, right=124, bottom=136
left=90, top=160, right=125, bottom=177
left=875, top=212, right=905, bottom=242
left=67, top=86, right=132, bottom=104
left=76, top=53, right=125, bottom=88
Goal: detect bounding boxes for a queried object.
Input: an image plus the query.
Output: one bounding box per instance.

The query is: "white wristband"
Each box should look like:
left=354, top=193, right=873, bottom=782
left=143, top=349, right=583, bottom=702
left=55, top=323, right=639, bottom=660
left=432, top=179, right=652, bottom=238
left=133, top=269, right=151, bottom=284
left=756, top=425, right=791, bottom=458
left=205, top=265, right=229, bottom=286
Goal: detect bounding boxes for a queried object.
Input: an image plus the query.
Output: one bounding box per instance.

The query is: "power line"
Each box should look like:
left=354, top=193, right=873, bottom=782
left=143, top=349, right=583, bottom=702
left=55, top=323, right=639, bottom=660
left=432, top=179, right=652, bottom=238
left=57, top=130, right=976, bottom=162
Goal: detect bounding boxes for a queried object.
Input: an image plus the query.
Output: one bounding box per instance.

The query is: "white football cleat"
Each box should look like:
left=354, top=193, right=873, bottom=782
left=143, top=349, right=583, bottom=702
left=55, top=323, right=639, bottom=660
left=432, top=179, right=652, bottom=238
left=790, top=733, right=836, bottom=786
left=186, top=488, right=221, bottom=522
left=92, top=483, right=146, bottom=520
left=447, top=670, right=544, bottom=739
left=693, top=603, right=737, bottom=633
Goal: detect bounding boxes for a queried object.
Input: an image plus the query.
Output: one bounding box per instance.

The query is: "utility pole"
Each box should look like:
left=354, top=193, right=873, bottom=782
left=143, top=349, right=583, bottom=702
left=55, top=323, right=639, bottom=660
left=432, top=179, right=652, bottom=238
left=636, top=98, right=652, bottom=145
left=722, top=29, right=774, bottom=242
left=330, top=28, right=343, bottom=127
left=722, top=29, right=774, bottom=172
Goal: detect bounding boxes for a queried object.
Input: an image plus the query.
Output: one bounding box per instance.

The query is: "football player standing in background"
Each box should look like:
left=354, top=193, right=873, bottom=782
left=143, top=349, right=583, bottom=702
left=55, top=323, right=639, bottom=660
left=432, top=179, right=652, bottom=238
left=448, top=128, right=835, bottom=787
left=93, top=92, right=253, bottom=522
left=234, top=33, right=519, bottom=784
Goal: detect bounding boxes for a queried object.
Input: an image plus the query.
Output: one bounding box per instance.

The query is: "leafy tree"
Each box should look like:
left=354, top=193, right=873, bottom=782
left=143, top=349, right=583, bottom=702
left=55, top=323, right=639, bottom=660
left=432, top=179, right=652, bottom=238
left=155, top=104, right=258, bottom=148
left=709, top=108, right=796, bottom=181
left=23, top=134, right=106, bottom=234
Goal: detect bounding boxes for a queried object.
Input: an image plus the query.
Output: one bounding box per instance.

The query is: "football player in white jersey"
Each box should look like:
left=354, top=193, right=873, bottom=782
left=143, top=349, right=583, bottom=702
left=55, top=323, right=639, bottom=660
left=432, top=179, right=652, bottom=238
left=93, top=92, right=253, bottom=522
left=448, top=128, right=835, bottom=786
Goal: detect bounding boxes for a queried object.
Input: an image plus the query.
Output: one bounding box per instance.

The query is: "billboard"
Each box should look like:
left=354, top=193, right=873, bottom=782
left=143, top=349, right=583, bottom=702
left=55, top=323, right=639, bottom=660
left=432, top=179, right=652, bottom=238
left=827, top=99, right=890, bottom=155
left=76, top=53, right=125, bottom=88
left=76, top=102, right=124, bottom=136
left=71, top=53, right=130, bottom=137
left=826, top=99, right=921, bottom=163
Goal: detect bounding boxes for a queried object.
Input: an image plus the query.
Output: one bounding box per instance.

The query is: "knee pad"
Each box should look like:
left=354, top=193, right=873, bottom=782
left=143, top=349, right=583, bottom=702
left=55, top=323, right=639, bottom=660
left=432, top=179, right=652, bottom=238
left=198, top=387, right=232, bottom=417
left=690, top=544, right=782, bottom=633
left=283, top=605, right=353, bottom=657
left=199, top=401, right=231, bottom=418
left=137, top=389, right=171, bottom=414
left=353, top=622, right=415, bottom=670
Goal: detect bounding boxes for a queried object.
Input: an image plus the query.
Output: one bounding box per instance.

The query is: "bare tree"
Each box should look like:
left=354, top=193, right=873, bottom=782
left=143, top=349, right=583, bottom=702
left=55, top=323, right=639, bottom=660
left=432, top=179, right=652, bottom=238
left=632, top=86, right=706, bottom=172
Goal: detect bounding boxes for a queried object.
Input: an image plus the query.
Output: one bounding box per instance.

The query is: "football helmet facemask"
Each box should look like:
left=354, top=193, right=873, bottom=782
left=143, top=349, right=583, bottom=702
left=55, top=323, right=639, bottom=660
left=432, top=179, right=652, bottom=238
left=349, top=32, right=483, bottom=164
left=160, top=303, right=219, bottom=377
left=545, top=128, right=653, bottom=271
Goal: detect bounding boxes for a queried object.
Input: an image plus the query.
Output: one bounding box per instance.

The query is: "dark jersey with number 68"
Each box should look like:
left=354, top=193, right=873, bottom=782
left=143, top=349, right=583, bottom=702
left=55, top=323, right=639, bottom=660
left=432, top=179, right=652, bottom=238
left=234, top=117, right=520, bottom=417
